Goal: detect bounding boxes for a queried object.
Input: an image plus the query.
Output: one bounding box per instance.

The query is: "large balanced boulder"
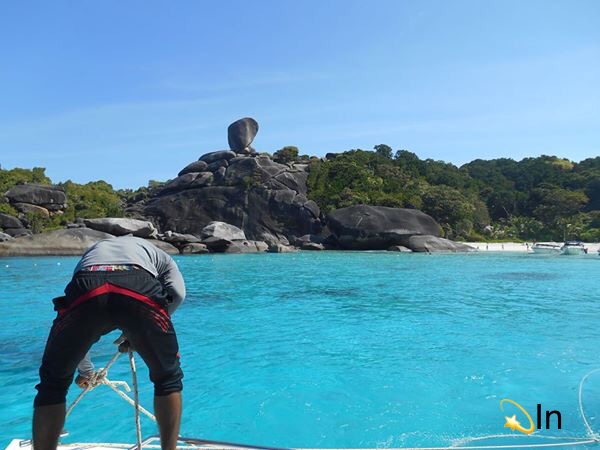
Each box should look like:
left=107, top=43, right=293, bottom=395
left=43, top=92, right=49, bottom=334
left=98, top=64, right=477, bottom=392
left=407, top=235, right=476, bottom=253
left=5, top=184, right=66, bottom=211
left=0, top=228, right=113, bottom=256
left=84, top=218, right=157, bottom=238
left=326, top=205, right=441, bottom=250
left=227, top=117, right=258, bottom=153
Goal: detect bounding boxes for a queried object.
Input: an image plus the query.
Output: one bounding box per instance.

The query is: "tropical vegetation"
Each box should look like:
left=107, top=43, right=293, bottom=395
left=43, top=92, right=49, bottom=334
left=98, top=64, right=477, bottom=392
left=1, top=147, right=599, bottom=242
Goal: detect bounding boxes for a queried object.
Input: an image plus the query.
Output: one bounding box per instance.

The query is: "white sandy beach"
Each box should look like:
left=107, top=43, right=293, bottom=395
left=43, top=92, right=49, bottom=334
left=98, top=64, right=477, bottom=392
left=463, top=241, right=600, bottom=254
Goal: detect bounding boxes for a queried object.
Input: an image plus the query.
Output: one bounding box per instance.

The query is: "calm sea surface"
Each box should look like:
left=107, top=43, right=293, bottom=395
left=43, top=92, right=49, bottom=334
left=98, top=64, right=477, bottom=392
left=1, top=252, right=600, bottom=448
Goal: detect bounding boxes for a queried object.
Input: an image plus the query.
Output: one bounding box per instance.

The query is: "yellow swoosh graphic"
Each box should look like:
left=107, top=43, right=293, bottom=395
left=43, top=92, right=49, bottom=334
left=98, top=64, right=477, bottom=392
left=500, top=398, right=535, bottom=434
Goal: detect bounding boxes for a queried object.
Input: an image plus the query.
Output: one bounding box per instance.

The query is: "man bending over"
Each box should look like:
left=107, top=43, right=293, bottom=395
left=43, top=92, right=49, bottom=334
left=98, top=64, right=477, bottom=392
left=33, top=235, right=186, bottom=450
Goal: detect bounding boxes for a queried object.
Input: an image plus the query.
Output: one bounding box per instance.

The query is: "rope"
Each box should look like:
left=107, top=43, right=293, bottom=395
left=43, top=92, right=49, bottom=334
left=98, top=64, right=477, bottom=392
left=66, top=350, right=122, bottom=418
left=103, top=377, right=156, bottom=422
left=446, top=438, right=599, bottom=449
left=174, top=435, right=600, bottom=450
left=579, top=368, right=600, bottom=439
left=449, top=433, right=597, bottom=448
left=129, top=349, right=143, bottom=450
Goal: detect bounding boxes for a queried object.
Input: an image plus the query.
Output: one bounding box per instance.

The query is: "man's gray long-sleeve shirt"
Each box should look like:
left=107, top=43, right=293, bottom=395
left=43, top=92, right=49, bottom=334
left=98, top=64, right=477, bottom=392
left=75, top=235, right=186, bottom=312
left=74, top=235, right=186, bottom=376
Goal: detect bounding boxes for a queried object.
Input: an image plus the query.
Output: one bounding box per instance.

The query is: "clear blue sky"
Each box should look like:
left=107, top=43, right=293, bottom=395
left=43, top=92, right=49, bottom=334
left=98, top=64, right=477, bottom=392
left=1, top=0, right=599, bottom=189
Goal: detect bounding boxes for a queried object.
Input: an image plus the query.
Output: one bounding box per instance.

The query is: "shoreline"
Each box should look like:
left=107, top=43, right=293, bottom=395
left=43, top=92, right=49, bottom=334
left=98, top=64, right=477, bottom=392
left=462, top=241, right=600, bottom=254
left=1, top=228, right=598, bottom=257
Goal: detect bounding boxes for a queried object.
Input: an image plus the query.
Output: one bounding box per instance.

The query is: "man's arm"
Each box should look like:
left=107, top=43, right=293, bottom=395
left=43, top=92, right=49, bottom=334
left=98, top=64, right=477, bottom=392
left=75, top=351, right=95, bottom=388
left=77, top=351, right=94, bottom=376
left=159, top=257, right=186, bottom=315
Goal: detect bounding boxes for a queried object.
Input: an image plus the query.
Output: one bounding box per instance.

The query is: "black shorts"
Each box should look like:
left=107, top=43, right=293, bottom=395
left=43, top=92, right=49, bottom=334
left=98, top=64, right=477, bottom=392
left=34, top=269, right=183, bottom=407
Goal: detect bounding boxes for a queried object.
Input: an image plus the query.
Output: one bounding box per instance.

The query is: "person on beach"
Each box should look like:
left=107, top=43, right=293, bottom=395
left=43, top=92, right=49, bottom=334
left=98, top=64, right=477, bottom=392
left=33, top=235, right=186, bottom=450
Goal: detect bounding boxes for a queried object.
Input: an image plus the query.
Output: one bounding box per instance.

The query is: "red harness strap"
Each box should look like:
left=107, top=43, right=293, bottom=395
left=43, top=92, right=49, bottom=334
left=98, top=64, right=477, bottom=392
left=58, top=282, right=169, bottom=318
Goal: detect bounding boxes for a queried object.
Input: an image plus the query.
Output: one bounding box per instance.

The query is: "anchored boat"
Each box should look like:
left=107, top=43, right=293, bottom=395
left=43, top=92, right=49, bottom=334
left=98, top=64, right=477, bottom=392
left=561, top=241, right=587, bottom=255
left=531, top=242, right=562, bottom=254
left=5, top=435, right=280, bottom=450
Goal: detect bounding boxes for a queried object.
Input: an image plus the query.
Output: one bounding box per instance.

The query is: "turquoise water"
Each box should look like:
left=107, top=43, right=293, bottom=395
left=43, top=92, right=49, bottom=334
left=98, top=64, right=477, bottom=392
left=1, top=252, right=600, bottom=448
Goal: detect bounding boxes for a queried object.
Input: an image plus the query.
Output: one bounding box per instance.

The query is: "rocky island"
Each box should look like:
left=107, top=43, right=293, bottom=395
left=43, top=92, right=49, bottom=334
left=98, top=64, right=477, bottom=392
left=0, top=117, right=473, bottom=256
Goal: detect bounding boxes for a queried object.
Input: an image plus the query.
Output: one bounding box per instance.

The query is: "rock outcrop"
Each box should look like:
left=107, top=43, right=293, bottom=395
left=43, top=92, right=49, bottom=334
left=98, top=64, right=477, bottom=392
left=5, top=184, right=66, bottom=211
left=84, top=218, right=157, bottom=238
left=178, top=160, right=208, bottom=177
left=144, top=119, right=321, bottom=244
left=0, top=213, right=23, bottom=230
left=181, top=243, right=209, bottom=254
left=0, top=228, right=179, bottom=256
left=0, top=228, right=113, bottom=256
left=224, top=240, right=269, bottom=253
left=144, top=239, right=179, bottom=255
left=388, top=245, right=413, bottom=252
left=301, top=242, right=325, bottom=251
left=293, top=234, right=325, bottom=248
left=199, top=150, right=237, bottom=164
left=13, top=203, right=50, bottom=219
left=326, top=205, right=441, bottom=250
left=406, top=235, right=476, bottom=253
left=268, top=243, right=298, bottom=253
left=161, top=231, right=201, bottom=244
left=201, top=221, right=246, bottom=241
left=0, top=118, right=474, bottom=256
left=1, top=185, right=67, bottom=237
left=3, top=228, right=32, bottom=238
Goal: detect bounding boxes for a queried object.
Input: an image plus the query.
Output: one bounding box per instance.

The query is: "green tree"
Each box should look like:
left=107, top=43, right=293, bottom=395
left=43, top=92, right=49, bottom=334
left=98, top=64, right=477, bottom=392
left=60, top=180, right=124, bottom=223
left=0, top=167, right=51, bottom=193
left=505, top=216, right=545, bottom=240
left=394, top=150, right=423, bottom=177
left=373, top=144, right=393, bottom=159
left=480, top=188, right=518, bottom=220
left=273, top=146, right=300, bottom=164
left=532, top=187, right=588, bottom=224
left=421, top=185, right=475, bottom=238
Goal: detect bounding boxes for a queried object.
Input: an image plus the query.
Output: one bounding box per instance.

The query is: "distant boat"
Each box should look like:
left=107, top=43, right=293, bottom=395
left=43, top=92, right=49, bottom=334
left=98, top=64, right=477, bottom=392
left=532, top=242, right=562, bottom=254
left=561, top=241, right=587, bottom=255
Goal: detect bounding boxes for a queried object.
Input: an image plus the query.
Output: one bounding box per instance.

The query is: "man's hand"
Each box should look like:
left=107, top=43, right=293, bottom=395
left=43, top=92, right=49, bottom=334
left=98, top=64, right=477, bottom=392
left=113, top=333, right=134, bottom=353
left=118, top=339, right=134, bottom=353
left=75, top=372, right=94, bottom=389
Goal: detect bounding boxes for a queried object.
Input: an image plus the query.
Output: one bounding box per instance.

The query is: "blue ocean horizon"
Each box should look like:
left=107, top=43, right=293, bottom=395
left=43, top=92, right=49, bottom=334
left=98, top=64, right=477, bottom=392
left=1, top=252, right=600, bottom=448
